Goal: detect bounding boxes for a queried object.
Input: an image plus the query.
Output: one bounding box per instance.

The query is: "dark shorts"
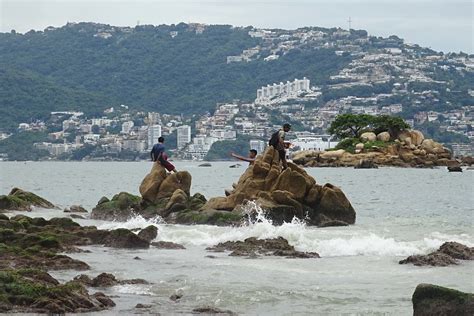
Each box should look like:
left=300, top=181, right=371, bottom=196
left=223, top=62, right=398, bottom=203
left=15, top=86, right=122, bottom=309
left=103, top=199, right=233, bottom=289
left=278, top=149, right=286, bottom=161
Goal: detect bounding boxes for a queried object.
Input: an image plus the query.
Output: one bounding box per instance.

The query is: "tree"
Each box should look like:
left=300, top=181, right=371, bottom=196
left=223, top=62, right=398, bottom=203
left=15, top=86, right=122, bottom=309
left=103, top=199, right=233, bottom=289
left=328, top=114, right=410, bottom=139
left=327, top=114, right=374, bottom=138
left=372, top=115, right=410, bottom=137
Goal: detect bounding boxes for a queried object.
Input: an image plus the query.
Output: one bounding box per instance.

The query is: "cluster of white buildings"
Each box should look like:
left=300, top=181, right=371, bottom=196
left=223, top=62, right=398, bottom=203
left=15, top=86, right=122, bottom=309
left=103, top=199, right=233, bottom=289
left=256, top=78, right=311, bottom=104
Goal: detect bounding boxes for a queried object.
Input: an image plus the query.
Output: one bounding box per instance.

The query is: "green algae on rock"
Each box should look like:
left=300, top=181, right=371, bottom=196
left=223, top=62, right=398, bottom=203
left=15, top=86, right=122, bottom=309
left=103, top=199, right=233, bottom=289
left=0, top=188, right=56, bottom=212
left=412, top=284, right=474, bottom=316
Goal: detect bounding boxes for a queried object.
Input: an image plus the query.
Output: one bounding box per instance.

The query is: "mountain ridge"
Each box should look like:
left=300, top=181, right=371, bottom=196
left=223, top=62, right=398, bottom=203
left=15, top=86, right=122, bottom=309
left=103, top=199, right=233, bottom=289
left=0, top=22, right=472, bottom=131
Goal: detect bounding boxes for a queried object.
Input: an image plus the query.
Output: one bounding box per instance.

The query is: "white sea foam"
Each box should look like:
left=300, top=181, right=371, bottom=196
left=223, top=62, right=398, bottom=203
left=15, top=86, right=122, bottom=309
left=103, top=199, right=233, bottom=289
left=97, top=214, right=164, bottom=231
left=94, top=202, right=474, bottom=258
left=113, top=284, right=154, bottom=296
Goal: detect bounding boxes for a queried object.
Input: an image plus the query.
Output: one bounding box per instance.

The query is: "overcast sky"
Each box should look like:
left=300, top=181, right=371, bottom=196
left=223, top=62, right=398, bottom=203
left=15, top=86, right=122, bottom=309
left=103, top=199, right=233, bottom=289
left=1, top=0, right=472, bottom=53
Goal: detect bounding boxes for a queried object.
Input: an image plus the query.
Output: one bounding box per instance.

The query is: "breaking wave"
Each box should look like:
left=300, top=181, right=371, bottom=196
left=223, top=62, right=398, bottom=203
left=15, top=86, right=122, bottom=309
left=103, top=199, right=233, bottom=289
left=94, top=202, right=473, bottom=258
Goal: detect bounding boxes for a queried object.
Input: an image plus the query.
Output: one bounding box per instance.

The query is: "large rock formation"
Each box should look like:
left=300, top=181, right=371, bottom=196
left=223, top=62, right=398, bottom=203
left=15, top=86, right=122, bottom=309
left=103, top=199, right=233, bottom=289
left=202, top=146, right=355, bottom=226
left=91, top=163, right=209, bottom=222
left=412, top=284, right=474, bottom=316
left=294, top=129, right=456, bottom=168
left=92, top=150, right=355, bottom=226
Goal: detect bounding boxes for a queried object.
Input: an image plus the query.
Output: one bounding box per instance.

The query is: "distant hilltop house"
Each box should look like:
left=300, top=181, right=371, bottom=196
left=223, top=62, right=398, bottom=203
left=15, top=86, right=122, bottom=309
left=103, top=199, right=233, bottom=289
left=256, top=77, right=311, bottom=104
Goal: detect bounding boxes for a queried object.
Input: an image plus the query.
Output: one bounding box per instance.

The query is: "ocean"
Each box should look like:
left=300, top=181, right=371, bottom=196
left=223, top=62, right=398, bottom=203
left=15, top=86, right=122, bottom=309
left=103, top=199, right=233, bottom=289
left=1, top=161, right=473, bottom=315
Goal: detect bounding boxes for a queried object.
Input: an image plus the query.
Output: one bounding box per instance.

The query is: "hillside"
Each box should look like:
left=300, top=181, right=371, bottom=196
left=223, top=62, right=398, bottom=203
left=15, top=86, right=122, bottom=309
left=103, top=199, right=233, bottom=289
left=0, top=22, right=352, bottom=130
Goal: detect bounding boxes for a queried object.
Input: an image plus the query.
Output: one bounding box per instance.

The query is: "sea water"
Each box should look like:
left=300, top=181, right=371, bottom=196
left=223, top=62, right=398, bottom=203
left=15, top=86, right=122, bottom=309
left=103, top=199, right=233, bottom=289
left=0, top=161, right=473, bottom=315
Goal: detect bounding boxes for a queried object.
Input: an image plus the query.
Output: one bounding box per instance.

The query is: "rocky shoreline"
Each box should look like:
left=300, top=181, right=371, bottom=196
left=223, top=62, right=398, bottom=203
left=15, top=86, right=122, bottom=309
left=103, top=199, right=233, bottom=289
left=293, top=129, right=472, bottom=169
left=1, top=150, right=473, bottom=314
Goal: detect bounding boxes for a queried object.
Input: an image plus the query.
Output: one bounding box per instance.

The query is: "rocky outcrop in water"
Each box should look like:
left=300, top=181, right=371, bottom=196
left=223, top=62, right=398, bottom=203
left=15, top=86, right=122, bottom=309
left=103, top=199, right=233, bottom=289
left=92, top=147, right=355, bottom=227
left=151, top=241, right=186, bottom=249
left=399, top=242, right=474, bottom=266
left=206, top=237, right=320, bottom=258
left=293, top=130, right=457, bottom=168
left=64, top=205, right=88, bottom=213
left=412, top=284, right=474, bottom=316
left=90, top=165, right=210, bottom=222
left=202, top=146, right=355, bottom=226
left=73, top=273, right=149, bottom=287
left=0, top=188, right=56, bottom=211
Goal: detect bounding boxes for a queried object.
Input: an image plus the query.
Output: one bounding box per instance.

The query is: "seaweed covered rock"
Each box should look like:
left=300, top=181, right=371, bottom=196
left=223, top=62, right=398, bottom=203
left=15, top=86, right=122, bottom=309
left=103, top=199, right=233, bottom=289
left=201, top=146, right=355, bottom=226
left=0, top=216, right=122, bottom=313
left=91, top=192, right=142, bottom=221
left=0, top=188, right=56, bottom=211
left=399, top=242, right=474, bottom=267
left=91, top=163, right=207, bottom=222
left=104, top=228, right=150, bottom=249
left=412, top=284, right=474, bottom=316
left=0, top=269, right=115, bottom=313
left=206, top=237, right=320, bottom=258
left=137, top=225, right=158, bottom=243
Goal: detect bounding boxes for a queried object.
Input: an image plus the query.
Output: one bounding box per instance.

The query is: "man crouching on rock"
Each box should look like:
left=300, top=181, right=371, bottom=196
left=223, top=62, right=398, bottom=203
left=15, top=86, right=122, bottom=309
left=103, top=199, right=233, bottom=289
left=151, top=136, right=177, bottom=173
left=269, top=123, right=291, bottom=170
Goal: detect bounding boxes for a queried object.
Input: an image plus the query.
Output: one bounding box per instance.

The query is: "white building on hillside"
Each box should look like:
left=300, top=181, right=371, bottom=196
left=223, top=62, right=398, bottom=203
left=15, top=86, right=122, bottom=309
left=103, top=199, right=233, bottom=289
left=256, top=77, right=311, bottom=103
left=147, top=125, right=162, bottom=149
left=177, top=125, right=191, bottom=149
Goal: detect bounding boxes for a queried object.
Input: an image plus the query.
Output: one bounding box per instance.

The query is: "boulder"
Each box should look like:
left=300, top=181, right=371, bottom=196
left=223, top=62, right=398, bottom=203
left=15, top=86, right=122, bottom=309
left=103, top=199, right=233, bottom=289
left=410, top=130, right=425, bottom=146
left=376, top=131, right=391, bottom=142
left=0, top=188, right=56, bottom=211
left=421, top=139, right=444, bottom=154
left=355, top=143, right=364, bottom=154
left=412, top=284, right=474, bottom=316
left=91, top=192, right=141, bottom=221
left=360, top=132, right=376, bottom=142
left=139, top=163, right=192, bottom=202
left=137, top=225, right=158, bottom=242
left=400, top=242, right=474, bottom=266
left=438, top=241, right=474, bottom=260
left=64, top=205, right=88, bottom=213
left=103, top=228, right=150, bottom=249
left=206, top=237, right=320, bottom=258
left=309, top=184, right=356, bottom=225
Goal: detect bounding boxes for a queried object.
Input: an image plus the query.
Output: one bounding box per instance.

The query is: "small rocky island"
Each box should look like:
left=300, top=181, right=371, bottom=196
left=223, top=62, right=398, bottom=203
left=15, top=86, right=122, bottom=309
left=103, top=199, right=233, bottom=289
left=91, top=146, right=356, bottom=227
left=293, top=129, right=463, bottom=168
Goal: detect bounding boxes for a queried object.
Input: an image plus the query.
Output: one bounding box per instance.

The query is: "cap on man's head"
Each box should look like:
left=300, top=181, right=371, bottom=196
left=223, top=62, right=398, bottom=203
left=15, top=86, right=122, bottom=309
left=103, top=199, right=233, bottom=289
left=283, top=123, right=292, bottom=129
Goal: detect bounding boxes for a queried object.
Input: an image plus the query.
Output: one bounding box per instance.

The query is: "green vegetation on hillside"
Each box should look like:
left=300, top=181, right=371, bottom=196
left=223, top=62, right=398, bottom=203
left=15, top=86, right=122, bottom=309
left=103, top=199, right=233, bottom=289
left=0, top=23, right=352, bottom=131
left=0, top=131, right=49, bottom=160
